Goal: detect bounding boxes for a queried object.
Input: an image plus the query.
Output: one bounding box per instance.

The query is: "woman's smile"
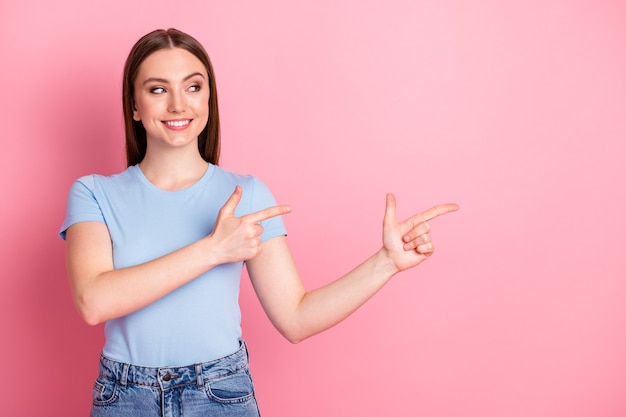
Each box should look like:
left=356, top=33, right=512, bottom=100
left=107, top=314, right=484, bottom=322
left=163, top=119, right=192, bottom=130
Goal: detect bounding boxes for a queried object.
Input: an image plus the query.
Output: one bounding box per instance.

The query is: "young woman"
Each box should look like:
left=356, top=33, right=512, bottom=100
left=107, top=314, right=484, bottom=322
left=60, top=28, right=458, bottom=417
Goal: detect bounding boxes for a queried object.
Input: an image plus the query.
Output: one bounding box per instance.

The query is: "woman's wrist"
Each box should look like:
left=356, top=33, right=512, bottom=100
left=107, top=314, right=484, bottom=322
left=373, top=248, right=400, bottom=279
left=197, top=234, right=226, bottom=270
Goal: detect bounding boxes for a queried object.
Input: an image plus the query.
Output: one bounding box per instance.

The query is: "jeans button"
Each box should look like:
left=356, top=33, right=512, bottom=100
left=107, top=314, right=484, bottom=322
left=162, top=372, right=180, bottom=381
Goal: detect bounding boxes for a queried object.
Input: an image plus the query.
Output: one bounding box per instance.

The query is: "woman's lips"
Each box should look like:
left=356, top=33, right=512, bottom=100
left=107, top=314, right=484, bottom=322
left=163, top=119, right=191, bottom=130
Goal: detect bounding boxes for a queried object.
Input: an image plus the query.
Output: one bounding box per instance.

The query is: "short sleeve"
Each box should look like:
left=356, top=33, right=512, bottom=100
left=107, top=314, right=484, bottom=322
left=58, top=176, right=106, bottom=240
left=250, top=177, right=287, bottom=242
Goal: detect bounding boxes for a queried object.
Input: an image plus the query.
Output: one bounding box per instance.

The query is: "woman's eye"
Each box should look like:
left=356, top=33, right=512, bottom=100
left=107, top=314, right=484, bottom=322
left=188, top=84, right=201, bottom=92
left=150, top=87, right=165, bottom=94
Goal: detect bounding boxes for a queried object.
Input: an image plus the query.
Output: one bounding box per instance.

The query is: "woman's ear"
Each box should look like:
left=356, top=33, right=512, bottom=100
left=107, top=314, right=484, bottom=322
left=132, top=102, right=140, bottom=121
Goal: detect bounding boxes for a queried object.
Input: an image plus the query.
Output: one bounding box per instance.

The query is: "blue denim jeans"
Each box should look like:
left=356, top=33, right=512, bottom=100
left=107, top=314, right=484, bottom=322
left=90, top=341, right=261, bottom=417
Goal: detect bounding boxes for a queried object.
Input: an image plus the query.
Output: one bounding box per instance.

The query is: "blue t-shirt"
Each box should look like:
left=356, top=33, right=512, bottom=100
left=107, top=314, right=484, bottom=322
left=59, top=164, right=286, bottom=366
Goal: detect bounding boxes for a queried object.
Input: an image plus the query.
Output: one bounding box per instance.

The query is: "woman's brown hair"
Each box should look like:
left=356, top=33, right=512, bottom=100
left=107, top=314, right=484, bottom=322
left=122, top=28, right=220, bottom=166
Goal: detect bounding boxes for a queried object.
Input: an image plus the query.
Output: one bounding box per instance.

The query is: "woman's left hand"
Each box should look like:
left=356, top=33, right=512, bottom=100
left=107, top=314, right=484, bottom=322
left=382, top=194, right=459, bottom=273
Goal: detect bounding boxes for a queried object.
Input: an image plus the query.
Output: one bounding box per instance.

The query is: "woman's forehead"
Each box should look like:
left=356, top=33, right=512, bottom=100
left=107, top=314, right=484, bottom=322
left=137, top=48, right=207, bottom=80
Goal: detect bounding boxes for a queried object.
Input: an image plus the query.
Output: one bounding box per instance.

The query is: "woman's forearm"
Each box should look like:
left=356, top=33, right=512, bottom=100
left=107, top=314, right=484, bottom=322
left=287, top=249, right=397, bottom=343
left=67, top=223, right=222, bottom=325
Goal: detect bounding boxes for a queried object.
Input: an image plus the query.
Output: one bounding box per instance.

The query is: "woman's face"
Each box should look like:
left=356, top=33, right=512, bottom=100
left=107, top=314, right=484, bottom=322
left=132, top=47, right=210, bottom=154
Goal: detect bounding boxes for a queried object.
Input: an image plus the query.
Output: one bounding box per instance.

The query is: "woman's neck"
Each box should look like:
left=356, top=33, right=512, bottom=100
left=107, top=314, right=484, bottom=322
left=138, top=150, right=209, bottom=191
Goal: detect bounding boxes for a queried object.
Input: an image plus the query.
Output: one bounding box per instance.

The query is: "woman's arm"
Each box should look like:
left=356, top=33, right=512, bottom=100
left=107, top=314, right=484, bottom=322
left=246, top=193, right=458, bottom=343
left=65, top=186, right=290, bottom=325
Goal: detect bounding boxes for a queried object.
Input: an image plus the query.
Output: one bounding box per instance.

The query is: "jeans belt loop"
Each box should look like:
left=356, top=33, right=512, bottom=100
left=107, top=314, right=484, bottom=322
left=120, top=363, right=130, bottom=389
left=195, top=364, right=203, bottom=389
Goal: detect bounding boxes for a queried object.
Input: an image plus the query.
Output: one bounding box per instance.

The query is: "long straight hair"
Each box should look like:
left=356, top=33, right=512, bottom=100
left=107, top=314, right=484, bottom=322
left=122, top=28, right=220, bottom=166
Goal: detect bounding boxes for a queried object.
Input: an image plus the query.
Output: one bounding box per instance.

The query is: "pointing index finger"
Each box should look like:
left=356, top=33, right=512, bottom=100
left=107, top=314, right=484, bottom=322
left=415, top=203, right=460, bottom=223
left=245, top=205, right=292, bottom=223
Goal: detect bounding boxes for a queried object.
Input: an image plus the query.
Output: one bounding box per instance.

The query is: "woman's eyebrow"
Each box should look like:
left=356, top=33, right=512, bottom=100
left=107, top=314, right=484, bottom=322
left=142, top=72, right=206, bottom=85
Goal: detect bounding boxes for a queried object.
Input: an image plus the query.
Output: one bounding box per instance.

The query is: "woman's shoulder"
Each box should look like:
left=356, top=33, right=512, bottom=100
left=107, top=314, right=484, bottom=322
left=72, top=166, right=137, bottom=189
left=210, top=164, right=259, bottom=188
left=209, top=165, right=275, bottom=200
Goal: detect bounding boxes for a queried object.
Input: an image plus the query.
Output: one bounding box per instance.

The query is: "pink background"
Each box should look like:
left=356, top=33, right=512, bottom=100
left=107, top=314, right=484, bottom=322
left=2, top=1, right=625, bottom=416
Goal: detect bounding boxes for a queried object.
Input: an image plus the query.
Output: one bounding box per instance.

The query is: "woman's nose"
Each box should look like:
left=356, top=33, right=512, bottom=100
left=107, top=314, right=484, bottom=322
left=168, top=91, right=185, bottom=113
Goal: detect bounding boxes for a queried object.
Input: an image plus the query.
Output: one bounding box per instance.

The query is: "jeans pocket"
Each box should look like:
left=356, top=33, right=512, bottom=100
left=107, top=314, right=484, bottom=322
left=205, top=369, right=255, bottom=404
left=92, top=376, right=120, bottom=406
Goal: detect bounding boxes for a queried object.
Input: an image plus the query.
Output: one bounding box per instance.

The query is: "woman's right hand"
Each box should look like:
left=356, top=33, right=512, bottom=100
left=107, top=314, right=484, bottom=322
left=209, top=186, right=291, bottom=264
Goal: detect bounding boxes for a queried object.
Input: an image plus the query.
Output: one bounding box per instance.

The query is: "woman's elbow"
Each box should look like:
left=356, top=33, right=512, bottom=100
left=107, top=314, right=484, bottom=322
left=73, top=293, right=106, bottom=326
left=282, top=334, right=304, bottom=344
left=277, top=325, right=312, bottom=344
left=80, top=311, right=104, bottom=326
left=284, top=334, right=304, bottom=344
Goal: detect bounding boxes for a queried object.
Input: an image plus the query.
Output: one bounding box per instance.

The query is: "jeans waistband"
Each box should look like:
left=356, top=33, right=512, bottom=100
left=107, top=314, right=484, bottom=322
left=97, top=340, right=249, bottom=389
